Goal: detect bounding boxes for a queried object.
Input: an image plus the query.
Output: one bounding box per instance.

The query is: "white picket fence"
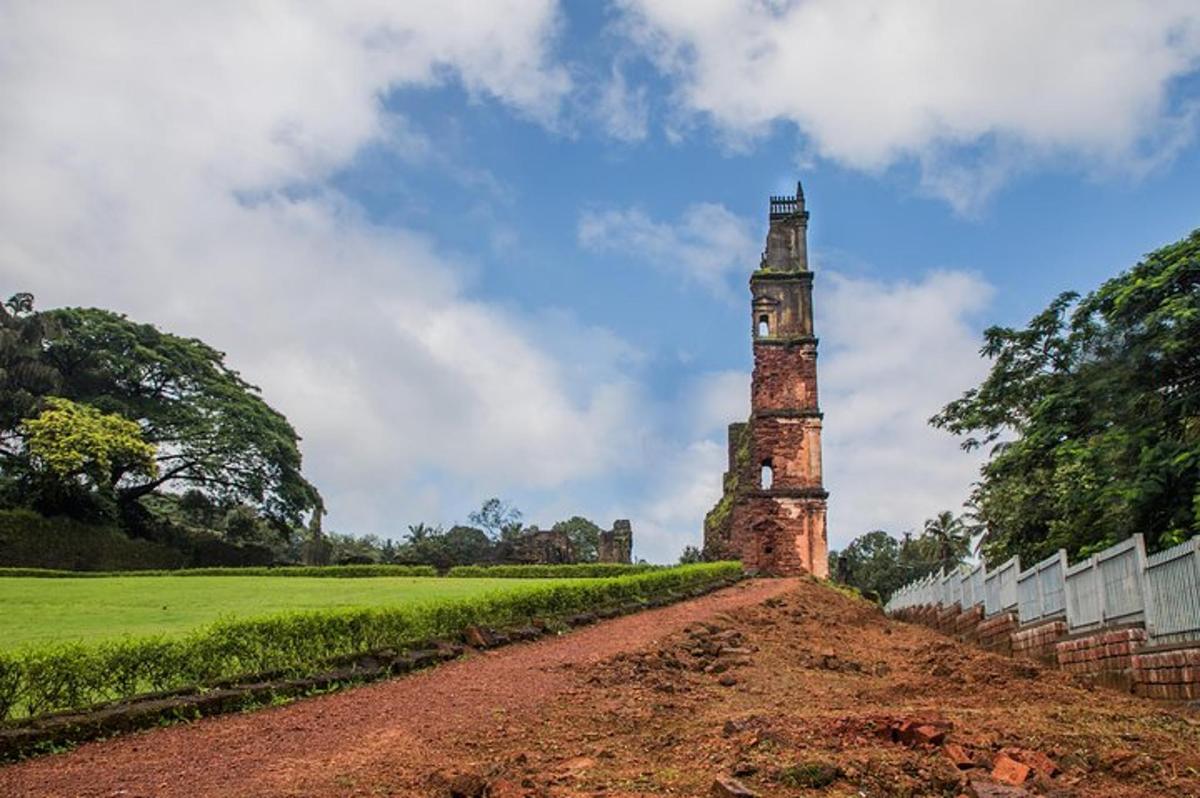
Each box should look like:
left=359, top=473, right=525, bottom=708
left=884, top=534, right=1200, bottom=644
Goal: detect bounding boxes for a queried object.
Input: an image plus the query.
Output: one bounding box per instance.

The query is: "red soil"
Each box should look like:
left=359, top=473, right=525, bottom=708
left=3, top=577, right=1199, bottom=797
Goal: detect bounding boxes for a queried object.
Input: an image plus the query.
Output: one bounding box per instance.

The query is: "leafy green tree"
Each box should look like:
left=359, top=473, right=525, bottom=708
left=326, top=531, right=382, bottom=564
left=678, top=544, right=703, bottom=564
left=0, top=293, right=60, bottom=452
left=469, top=498, right=522, bottom=541
left=552, top=516, right=602, bottom=562
left=176, top=488, right=218, bottom=528
left=933, top=229, right=1200, bottom=562
left=836, top=530, right=907, bottom=601
left=397, top=522, right=495, bottom=570
left=441, top=525, right=494, bottom=566
left=41, top=307, right=320, bottom=525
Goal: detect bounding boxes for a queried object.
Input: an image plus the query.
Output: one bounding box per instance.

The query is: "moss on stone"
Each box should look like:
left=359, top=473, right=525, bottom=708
left=703, top=420, right=752, bottom=540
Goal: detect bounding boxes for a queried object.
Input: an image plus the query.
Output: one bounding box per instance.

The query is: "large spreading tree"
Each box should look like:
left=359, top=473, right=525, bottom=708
left=932, top=229, right=1200, bottom=564
left=2, top=301, right=320, bottom=528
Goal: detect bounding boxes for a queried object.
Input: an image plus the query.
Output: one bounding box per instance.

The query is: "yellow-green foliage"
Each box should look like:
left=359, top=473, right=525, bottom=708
left=21, top=397, right=156, bottom=484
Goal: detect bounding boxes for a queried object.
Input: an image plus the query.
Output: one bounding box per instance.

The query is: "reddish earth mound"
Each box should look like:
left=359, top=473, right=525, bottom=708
left=3, top=577, right=1199, bottom=797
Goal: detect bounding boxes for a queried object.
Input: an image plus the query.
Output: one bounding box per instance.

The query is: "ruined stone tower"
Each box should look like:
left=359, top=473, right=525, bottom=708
left=598, top=519, right=633, bottom=564
left=702, top=182, right=829, bottom=577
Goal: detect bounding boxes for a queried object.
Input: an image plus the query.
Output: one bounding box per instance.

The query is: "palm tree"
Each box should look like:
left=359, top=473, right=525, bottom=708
left=922, top=510, right=971, bottom=572
left=406, top=522, right=433, bottom=544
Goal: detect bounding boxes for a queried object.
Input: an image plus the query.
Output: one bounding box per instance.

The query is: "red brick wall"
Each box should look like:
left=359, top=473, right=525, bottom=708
left=751, top=417, right=822, bottom=488
left=1011, top=620, right=1067, bottom=664
left=751, top=343, right=818, bottom=412
left=730, top=496, right=827, bottom=578
left=977, top=612, right=1017, bottom=656
left=892, top=608, right=1200, bottom=702
left=1133, top=649, right=1200, bottom=700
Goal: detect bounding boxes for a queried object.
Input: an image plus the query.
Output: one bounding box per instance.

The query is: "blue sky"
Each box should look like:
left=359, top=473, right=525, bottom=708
left=4, top=2, right=1200, bottom=561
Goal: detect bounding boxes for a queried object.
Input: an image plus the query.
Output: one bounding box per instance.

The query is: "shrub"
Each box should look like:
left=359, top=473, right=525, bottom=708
left=0, top=509, right=185, bottom=571
left=0, top=562, right=742, bottom=720
left=0, top=564, right=440, bottom=578
left=446, top=563, right=658, bottom=579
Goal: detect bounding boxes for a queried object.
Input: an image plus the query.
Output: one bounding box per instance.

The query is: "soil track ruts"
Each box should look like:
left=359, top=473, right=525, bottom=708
left=0, top=578, right=795, bottom=797
left=5, top=576, right=1200, bottom=797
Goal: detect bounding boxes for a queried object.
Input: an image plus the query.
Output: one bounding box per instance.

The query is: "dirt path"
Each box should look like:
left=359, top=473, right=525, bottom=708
left=5, top=576, right=1200, bottom=797
left=0, top=578, right=796, bottom=798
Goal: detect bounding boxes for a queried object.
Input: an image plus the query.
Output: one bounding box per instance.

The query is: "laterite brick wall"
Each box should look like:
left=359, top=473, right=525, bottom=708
left=892, top=606, right=1200, bottom=702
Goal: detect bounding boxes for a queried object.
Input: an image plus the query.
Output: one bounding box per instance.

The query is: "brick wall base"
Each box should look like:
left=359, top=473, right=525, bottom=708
left=1011, top=620, right=1067, bottom=664
left=1133, top=648, right=1200, bottom=700
left=953, top=605, right=984, bottom=643
left=977, top=612, right=1017, bottom=656
left=1056, top=628, right=1146, bottom=692
left=891, top=605, right=1200, bottom=702
left=935, top=604, right=960, bottom=635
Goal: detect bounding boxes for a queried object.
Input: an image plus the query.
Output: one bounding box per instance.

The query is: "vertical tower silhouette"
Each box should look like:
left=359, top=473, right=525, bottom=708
left=703, top=182, right=828, bottom=576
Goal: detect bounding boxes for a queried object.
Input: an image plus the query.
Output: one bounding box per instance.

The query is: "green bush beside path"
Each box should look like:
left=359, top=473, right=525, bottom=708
left=0, top=562, right=742, bottom=721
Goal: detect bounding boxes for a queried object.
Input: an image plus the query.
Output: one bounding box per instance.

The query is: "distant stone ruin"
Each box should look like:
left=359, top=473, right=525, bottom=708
left=598, top=519, right=633, bottom=564
left=509, top=526, right=574, bottom=564
left=505, top=519, right=634, bottom=565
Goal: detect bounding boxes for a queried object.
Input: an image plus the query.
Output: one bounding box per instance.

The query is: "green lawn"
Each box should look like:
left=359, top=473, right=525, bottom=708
left=0, top=575, right=568, bottom=650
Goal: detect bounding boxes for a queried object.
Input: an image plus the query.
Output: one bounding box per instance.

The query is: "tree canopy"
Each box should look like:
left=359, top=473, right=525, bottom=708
left=832, top=511, right=975, bottom=601
left=552, top=516, right=602, bottom=562
left=39, top=306, right=320, bottom=524
left=932, top=229, right=1200, bottom=563
left=0, top=294, right=60, bottom=452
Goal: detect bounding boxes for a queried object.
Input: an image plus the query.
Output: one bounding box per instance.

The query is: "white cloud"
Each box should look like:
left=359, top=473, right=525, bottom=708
left=617, top=0, right=1200, bottom=210
left=596, top=64, right=650, bottom=142
left=633, top=438, right=728, bottom=562
left=820, top=269, right=993, bottom=548
left=0, top=2, right=647, bottom=537
left=578, top=203, right=757, bottom=294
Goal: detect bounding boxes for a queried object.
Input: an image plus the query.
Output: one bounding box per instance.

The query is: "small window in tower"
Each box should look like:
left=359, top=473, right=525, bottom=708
left=757, top=315, right=769, bottom=337
left=760, top=459, right=774, bottom=489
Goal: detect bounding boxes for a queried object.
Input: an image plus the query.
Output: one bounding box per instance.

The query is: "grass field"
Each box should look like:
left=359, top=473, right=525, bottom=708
left=0, top=575, right=569, bottom=650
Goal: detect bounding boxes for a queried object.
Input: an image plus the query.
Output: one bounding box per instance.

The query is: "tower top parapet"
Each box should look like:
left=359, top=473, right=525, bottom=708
left=768, top=181, right=806, bottom=220
left=762, top=180, right=809, bottom=271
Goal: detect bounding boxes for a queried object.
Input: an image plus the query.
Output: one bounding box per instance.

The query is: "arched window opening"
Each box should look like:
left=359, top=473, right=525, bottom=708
left=757, top=315, right=770, bottom=337
left=760, top=459, right=774, bottom=489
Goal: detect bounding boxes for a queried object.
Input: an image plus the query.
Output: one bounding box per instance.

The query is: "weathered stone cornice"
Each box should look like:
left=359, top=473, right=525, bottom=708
left=750, top=487, right=829, bottom=500
left=753, top=336, right=819, bottom=348
left=753, top=409, right=823, bottom=420
left=750, top=270, right=815, bottom=283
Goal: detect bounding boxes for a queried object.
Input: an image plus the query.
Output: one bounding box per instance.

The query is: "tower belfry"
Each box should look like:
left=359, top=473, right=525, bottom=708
left=703, top=181, right=829, bottom=577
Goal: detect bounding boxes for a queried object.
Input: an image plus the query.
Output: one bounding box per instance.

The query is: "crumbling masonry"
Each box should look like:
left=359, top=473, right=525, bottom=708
left=598, top=520, right=633, bottom=564
left=703, top=182, right=829, bottom=577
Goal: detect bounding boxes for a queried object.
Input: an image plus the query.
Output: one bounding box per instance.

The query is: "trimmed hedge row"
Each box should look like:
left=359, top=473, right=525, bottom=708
left=0, top=510, right=185, bottom=571
left=0, top=564, right=439, bottom=579
left=445, top=563, right=658, bottom=579
left=0, top=562, right=742, bottom=720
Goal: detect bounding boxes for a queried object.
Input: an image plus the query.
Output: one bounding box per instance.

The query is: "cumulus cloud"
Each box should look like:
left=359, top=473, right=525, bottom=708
left=617, top=0, right=1200, bottom=210
left=819, top=270, right=993, bottom=548
left=0, top=2, right=645, bottom=537
left=578, top=203, right=757, bottom=295
left=596, top=65, right=650, bottom=143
